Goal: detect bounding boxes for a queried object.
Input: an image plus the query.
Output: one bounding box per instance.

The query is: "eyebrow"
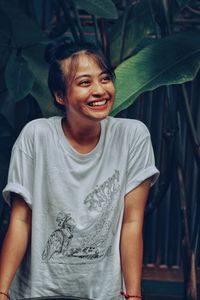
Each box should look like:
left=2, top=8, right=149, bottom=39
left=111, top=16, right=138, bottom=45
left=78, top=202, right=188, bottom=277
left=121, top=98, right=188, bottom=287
left=75, top=74, right=91, bottom=80
left=75, top=71, right=108, bottom=80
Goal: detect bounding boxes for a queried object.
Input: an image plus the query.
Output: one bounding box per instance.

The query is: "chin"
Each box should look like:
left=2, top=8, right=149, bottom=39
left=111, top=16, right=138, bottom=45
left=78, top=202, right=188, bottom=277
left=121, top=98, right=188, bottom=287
left=91, top=110, right=111, bottom=121
left=81, top=103, right=114, bottom=123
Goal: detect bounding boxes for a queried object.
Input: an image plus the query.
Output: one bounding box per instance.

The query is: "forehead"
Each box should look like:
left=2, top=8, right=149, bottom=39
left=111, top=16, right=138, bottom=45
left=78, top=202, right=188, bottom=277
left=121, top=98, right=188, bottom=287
left=76, top=53, right=102, bottom=72
left=61, top=52, right=105, bottom=80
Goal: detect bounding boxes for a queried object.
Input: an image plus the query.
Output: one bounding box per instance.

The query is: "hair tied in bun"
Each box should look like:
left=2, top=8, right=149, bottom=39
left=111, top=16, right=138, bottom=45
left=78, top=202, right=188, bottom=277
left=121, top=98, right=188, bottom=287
left=45, top=38, right=72, bottom=64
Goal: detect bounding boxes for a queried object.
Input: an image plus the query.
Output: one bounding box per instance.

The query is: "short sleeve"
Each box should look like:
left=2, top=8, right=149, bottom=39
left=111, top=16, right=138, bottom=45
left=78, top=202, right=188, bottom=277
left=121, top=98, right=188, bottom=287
left=2, top=132, right=34, bottom=208
left=126, top=124, right=159, bottom=194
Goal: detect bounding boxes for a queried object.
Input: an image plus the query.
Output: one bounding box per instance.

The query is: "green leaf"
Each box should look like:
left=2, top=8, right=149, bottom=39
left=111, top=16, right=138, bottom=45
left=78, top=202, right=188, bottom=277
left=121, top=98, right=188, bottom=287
left=0, top=0, right=47, bottom=47
left=0, top=44, right=12, bottom=71
left=176, top=0, right=190, bottom=7
left=23, top=45, right=62, bottom=117
left=0, top=8, right=12, bottom=39
left=0, top=8, right=13, bottom=69
left=32, top=0, right=53, bottom=29
left=111, top=32, right=200, bottom=116
left=5, top=50, right=35, bottom=101
left=32, top=0, right=46, bottom=24
left=109, top=1, right=154, bottom=66
left=75, top=0, right=118, bottom=19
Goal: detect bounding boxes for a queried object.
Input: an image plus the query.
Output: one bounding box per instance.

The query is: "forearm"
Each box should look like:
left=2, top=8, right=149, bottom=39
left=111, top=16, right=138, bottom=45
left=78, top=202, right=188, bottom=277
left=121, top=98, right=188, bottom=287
left=0, top=219, right=31, bottom=291
left=120, top=222, right=143, bottom=296
left=0, top=213, right=31, bottom=294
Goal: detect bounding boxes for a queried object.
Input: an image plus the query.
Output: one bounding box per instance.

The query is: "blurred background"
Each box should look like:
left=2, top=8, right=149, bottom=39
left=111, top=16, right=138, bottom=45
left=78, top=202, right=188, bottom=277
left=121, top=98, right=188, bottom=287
left=0, top=0, right=199, bottom=299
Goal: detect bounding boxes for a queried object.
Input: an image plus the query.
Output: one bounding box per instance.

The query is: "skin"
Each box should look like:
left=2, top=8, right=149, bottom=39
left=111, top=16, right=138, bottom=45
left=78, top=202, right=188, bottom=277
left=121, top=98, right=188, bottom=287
left=121, top=179, right=151, bottom=298
left=0, top=52, right=151, bottom=300
left=55, top=53, right=115, bottom=154
left=56, top=53, right=151, bottom=298
left=0, top=195, right=31, bottom=300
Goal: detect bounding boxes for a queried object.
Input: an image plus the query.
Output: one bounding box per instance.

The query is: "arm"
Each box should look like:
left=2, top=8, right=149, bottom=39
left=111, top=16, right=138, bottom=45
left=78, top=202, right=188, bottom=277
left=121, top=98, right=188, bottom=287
left=0, top=194, right=32, bottom=299
left=120, top=179, right=151, bottom=299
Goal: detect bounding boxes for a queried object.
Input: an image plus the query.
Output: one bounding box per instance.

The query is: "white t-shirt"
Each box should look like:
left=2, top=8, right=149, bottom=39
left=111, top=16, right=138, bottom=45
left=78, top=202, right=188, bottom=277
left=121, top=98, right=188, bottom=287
left=3, top=116, right=159, bottom=300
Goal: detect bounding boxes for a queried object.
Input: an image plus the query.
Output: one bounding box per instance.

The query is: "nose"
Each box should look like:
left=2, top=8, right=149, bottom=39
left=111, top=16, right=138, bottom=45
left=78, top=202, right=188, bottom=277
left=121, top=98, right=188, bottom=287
left=92, top=81, right=106, bottom=97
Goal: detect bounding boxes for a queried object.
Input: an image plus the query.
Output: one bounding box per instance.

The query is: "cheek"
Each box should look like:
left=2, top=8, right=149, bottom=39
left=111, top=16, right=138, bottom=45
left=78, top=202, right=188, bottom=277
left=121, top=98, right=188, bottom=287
left=68, top=88, right=90, bottom=101
left=110, top=84, right=116, bottom=99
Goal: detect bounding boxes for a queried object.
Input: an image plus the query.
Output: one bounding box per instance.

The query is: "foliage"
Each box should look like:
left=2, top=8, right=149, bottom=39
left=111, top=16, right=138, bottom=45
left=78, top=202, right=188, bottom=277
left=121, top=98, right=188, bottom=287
left=108, top=0, right=155, bottom=66
left=0, top=1, right=200, bottom=297
left=5, top=50, right=35, bottom=101
left=112, top=32, right=200, bottom=115
left=75, top=0, right=118, bottom=19
left=0, top=0, right=199, bottom=116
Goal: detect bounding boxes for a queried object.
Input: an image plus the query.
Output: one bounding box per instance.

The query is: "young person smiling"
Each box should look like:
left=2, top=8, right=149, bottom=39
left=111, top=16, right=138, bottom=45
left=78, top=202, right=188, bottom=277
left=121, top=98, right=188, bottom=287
left=0, top=41, right=159, bottom=300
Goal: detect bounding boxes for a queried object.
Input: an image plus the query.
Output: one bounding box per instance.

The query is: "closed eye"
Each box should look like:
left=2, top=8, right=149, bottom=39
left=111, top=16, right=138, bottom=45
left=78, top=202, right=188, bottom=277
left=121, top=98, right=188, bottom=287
left=79, top=80, right=91, bottom=86
left=101, top=75, right=111, bottom=83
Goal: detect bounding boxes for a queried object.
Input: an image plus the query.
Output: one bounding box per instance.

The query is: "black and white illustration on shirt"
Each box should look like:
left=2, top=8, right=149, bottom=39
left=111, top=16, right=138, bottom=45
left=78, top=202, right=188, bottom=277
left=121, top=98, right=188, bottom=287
left=42, top=212, right=76, bottom=261
left=42, top=170, right=121, bottom=263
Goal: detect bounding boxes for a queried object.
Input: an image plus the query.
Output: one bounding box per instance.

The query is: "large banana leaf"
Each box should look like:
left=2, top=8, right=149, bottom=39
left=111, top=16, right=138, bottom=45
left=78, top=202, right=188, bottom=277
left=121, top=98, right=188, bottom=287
left=109, top=0, right=154, bottom=66
left=23, top=45, right=62, bottom=117
left=75, top=0, right=118, bottom=19
left=5, top=50, right=35, bottom=101
left=0, top=0, right=47, bottom=47
left=111, top=32, right=200, bottom=116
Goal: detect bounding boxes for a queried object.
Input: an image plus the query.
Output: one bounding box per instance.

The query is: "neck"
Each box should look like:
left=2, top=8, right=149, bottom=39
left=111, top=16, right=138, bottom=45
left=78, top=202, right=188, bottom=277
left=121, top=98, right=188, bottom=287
left=62, top=118, right=101, bottom=153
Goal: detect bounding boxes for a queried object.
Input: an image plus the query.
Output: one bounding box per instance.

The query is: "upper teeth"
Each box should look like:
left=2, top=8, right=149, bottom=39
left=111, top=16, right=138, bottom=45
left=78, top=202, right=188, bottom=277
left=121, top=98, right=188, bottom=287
left=89, top=100, right=107, bottom=106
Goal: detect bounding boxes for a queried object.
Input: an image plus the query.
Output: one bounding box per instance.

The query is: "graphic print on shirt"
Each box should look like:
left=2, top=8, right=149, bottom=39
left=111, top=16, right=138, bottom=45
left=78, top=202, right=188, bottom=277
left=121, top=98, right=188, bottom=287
left=42, top=170, right=121, bottom=264
left=42, top=212, right=76, bottom=261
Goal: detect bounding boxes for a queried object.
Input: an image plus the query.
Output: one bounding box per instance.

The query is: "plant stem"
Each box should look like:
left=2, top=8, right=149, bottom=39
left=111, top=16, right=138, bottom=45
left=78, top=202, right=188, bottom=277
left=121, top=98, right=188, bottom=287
left=162, top=0, right=173, bottom=35
left=176, top=163, right=197, bottom=300
left=148, top=0, right=161, bottom=38
left=176, top=111, right=197, bottom=300
left=58, top=0, right=79, bottom=43
left=70, top=0, right=85, bottom=43
left=98, top=19, right=109, bottom=59
left=181, top=84, right=200, bottom=167
left=119, top=3, right=132, bottom=63
left=92, top=15, right=101, bottom=47
left=186, top=5, right=200, bottom=15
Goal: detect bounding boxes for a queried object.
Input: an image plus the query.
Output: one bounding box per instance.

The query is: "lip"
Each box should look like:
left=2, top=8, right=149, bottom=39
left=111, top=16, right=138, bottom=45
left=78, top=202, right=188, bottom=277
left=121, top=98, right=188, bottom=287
left=87, top=98, right=108, bottom=105
left=86, top=99, right=111, bottom=111
left=87, top=103, right=108, bottom=111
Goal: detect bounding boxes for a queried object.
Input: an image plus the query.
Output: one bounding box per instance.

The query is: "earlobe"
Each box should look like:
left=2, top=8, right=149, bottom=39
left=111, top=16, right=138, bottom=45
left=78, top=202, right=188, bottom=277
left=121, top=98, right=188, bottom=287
left=55, top=94, right=65, bottom=105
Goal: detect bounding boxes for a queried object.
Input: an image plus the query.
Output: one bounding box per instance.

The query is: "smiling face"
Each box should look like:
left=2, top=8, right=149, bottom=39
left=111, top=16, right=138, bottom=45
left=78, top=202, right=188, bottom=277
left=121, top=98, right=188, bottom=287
left=55, top=52, right=115, bottom=125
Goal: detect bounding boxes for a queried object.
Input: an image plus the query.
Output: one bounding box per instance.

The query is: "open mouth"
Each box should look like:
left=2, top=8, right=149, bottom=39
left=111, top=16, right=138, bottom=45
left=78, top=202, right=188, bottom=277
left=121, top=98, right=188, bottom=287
left=87, top=100, right=108, bottom=107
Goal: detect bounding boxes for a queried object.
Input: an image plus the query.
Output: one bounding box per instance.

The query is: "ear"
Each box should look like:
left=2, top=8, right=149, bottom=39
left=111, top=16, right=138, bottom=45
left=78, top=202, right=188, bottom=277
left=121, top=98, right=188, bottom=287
left=55, top=94, right=65, bottom=106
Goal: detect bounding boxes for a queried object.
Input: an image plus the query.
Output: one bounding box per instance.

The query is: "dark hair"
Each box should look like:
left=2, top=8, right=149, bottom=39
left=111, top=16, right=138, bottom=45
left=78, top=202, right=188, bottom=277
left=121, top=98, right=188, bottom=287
left=45, top=40, right=115, bottom=111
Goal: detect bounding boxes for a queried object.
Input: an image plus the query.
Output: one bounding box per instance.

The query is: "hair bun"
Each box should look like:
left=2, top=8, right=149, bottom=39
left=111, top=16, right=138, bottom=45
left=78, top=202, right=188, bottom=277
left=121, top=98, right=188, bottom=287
left=45, top=38, right=72, bottom=64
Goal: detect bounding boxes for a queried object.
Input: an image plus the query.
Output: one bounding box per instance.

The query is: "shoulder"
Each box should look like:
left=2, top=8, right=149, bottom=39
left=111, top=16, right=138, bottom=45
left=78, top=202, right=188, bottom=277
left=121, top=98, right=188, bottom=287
left=106, top=116, right=150, bottom=139
left=14, top=116, right=61, bottom=152
left=17, top=117, right=60, bottom=140
left=20, top=116, right=60, bottom=134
